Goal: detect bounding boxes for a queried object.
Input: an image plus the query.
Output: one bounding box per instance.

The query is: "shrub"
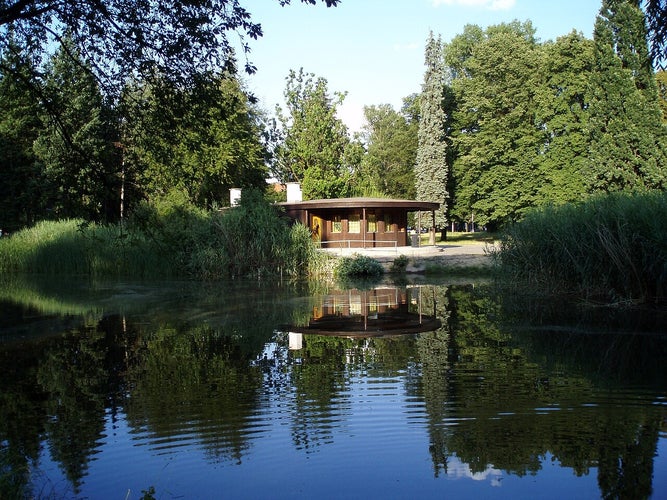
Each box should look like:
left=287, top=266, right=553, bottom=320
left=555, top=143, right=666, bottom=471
left=0, top=190, right=321, bottom=279
left=334, top=254, right=385, bottom=280
left=389, top=255, right=409, bottom=274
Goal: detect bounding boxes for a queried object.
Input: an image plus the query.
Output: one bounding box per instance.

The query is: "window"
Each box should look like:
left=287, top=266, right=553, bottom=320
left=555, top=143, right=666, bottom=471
left=384, top=214, right=393, bottom=233
left=348, top=214, right=360, bottom=233
left=332, top=215, right=342, bottom=233
left=367, top=213, right=377, bottom=233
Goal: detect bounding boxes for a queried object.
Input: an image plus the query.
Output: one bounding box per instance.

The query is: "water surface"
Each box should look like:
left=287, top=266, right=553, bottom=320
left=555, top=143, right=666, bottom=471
left=1, top=276, right=665, bottom=499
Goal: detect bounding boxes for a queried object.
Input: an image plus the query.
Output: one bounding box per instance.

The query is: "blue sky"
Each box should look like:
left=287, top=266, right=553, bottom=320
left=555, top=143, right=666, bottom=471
left=241, top=0, right=603, bottom=132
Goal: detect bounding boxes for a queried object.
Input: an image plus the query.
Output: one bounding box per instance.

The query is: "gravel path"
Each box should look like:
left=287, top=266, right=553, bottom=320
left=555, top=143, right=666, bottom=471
left=321, top=241, right=495, bottom=270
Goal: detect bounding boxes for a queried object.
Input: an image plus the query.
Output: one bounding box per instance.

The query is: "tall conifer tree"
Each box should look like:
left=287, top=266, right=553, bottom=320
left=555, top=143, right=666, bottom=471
left=587, top=0, right=667, bottom=192
left=33, top=36, right=117, bottom=220
left=0, top=39, right=45, bottom=230
left=415, top=32, right=449, bottom=238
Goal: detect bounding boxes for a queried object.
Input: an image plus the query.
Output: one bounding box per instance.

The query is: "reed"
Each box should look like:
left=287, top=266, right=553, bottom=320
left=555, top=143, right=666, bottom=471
left=0, top=191, right=322, bottom=279
left=495, top=192, right=667, bottom=303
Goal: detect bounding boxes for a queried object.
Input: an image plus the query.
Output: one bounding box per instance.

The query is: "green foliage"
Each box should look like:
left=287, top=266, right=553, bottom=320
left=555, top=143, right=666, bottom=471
left=586, top=0, right=667, bottom=193
left=496, top=192, right=667, bottom=303
left=360, top=102, right=417, bottom=199
left=334, top=254, right=384, bottom=281
left=0, top=38, right=46, bottom=232
left=534, top=31, right=593, bottom=205
left=416, top=32, right=449, bottom=228
left=33, top=36, right=118, bottom=222
left=273, top=68, right=355, bottom=199
left=449, top=22, right=543, bottom=230
left=389, top=255, right=409, bottom=274
left=0, top=191, right=322, bottom=278
left=657, top=70, right=667, bottom=122
left=121, top=72, right=268, bottom=210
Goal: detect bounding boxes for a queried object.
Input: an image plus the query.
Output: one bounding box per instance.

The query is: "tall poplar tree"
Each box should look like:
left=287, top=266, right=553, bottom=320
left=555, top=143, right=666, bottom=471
left=587, top=0, right=667, bottom=192
left=415, top=32, right=449, bottom=238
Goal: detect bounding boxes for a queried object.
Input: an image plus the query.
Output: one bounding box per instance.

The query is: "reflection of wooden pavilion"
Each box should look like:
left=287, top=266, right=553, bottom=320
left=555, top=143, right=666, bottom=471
left=279, top=198, right=440, bottom=249
left=287, top=286, right=441, bottom=340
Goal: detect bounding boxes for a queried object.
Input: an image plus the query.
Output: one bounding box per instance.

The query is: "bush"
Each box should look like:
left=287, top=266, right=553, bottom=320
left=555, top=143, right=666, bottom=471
left=496, top=192, right=667, bottom=303
left=335, top=254, right=385, bottom=280
left=389, top=255, right=409, bottom=274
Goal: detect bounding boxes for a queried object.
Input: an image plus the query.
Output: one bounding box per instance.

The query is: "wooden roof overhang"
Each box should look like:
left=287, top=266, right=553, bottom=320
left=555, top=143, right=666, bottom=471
left=278, top=198, right=440, bottom=212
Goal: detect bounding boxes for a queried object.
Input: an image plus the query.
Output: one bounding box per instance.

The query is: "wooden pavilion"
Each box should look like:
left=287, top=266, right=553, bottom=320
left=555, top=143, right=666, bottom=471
left=279, top=197, right=440, bottom=249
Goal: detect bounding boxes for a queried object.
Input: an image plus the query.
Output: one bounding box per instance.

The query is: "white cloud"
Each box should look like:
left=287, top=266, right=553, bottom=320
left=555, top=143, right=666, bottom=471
left=447, top=456, right=504, bottom=486
left=432, top=0, right=516, bottom=11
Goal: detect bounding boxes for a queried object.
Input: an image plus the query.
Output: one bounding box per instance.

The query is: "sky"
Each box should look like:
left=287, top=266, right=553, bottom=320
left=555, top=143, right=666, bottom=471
left=239, top=0, right=604, bottom=133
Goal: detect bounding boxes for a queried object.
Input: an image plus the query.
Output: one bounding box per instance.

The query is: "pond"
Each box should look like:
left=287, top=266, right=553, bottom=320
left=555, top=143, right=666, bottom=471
left=1, top=275, right=666, bottom=499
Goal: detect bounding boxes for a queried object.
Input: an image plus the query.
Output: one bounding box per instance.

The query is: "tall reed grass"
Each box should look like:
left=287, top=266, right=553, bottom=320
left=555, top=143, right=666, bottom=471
left=495, top=192, right=667, bottom=303
left=0, top=190, right=323, bottom=279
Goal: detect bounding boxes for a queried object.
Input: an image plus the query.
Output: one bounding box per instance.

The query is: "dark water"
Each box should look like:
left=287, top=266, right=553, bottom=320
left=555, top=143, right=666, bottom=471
left=0, top=276, right=665, bottom=499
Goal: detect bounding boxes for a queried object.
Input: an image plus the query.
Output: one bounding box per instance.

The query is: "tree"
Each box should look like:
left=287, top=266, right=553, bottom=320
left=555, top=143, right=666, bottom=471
left=656, top=70, right=667, bottom=122
left=642, top=0, right=667, bottom=68
left=359, top=100, right=418, bottom=199
left=448, top=22, right=543, bottom=231
left=0, top=0, right=339, bottom=97
left=33, top=36, right=117, bottom=221
left=586, top=0, right=667, bottom=193
left=0, top=38, right=45, bottom=231
left=122, top=71, right=268, bottom=208
left=273, top=68, right=353, bottom=200
left=415, top=32, right=449, bottom=238
left=534, top=31, right=594, bottom=205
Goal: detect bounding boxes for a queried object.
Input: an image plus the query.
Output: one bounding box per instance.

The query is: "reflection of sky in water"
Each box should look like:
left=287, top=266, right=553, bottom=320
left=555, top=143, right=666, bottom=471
left=447, top=455, right=503, bottom=486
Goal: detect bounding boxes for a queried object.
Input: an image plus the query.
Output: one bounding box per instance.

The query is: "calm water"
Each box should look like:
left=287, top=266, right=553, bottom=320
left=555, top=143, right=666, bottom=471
left=1, top=276, right=666, bottom=499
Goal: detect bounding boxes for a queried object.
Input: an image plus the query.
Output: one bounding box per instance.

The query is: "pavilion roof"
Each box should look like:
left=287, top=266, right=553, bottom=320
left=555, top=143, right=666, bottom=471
left=278, top=197, right=440, bottom=211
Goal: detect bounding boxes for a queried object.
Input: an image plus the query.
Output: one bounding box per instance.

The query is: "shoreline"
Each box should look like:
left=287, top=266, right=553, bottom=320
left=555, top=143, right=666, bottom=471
left=320, top=241, right=495, bottom=270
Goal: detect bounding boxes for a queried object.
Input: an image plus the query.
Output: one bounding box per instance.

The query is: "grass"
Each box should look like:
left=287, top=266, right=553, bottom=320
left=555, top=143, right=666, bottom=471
left=419, top=231, right=497, bottom=247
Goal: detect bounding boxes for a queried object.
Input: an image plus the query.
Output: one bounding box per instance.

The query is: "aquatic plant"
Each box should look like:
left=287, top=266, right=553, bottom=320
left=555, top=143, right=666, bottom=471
left=0, top=190, right=322, bottom=279
left=495, top=192, right=667, bottom=303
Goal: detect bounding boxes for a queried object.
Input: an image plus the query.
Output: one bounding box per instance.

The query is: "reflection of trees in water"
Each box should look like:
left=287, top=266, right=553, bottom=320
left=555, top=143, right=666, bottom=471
left=123, top=322, right=265, bottom=465
left=420, top=285, right=665, bottom=498
left=37, top=327, right=109, bottom=492
left=0, top=282, right=665, bottom=498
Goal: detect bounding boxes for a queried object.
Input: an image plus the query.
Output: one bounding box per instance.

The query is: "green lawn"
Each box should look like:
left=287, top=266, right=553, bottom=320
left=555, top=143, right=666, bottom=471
left=420, top=231, right=497, bottom=246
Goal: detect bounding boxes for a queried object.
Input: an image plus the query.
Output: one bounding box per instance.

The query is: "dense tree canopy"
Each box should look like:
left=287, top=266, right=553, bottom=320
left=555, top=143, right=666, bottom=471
left=586, top=0, right=667, bottom=192
left=122, top=71, right=268, bottom=208
left=0, top=37, right=43, bottom=230
left=359, top=99, right=418, bottom=200
left=32, top=36, right=118, bottom=221
left=448, top=22, right=543, bottom=230
left=441, top=4, right=667, bottom=230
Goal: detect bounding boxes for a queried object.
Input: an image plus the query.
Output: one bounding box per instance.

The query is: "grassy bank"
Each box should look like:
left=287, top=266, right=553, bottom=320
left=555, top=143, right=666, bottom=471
left=495, top=192, right=667, bottom=304
left=0, top=190, right=324, bottom=280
